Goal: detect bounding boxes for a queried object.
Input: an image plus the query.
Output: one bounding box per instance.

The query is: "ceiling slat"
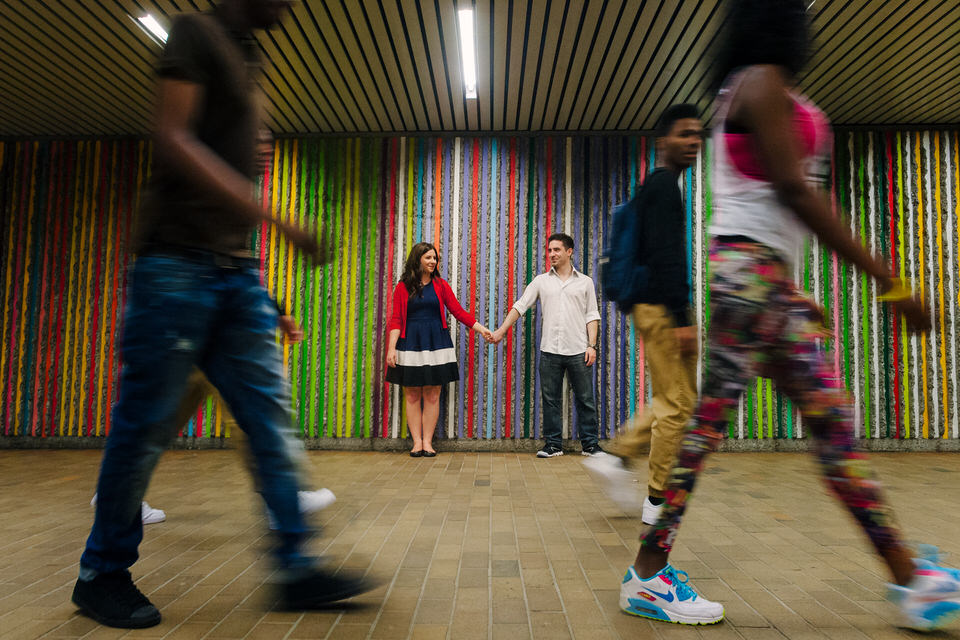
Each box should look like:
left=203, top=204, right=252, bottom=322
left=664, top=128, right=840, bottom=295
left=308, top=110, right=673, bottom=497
left=554, top=0, right=610, bottom=131
left=1, top=1, right=958, bottom=137
left=377, top=0, right=430, bottom=131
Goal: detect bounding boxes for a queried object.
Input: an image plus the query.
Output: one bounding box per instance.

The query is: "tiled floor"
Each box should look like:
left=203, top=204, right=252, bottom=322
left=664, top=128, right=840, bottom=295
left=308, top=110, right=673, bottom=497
left=1, top=448, right=959, bottom=639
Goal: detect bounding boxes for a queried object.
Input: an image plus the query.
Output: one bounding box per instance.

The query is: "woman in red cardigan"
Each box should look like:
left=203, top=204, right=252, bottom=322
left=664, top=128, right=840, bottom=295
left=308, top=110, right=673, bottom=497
left=386, top=243, right=491, bottom=456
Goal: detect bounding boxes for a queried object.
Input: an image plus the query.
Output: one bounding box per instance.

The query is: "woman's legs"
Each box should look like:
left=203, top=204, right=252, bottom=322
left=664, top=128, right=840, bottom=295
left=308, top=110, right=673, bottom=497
left=635, top=242, right=776, bottom=578
left=634, top=302, right=758, bottom=577
left=769, top=296, right=914, bottom=585
left=421, top=385, right=442, bottom=453
left=404, top=387, right=424, bottom=452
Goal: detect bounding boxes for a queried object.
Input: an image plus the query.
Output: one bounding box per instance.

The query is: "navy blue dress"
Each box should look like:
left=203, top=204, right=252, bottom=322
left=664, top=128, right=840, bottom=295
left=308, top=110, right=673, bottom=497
left=386, top=281, right=460, bottom=387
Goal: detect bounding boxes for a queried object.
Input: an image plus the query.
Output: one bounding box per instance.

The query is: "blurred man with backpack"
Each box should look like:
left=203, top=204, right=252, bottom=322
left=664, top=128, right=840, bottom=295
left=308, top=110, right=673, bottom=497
left=587, top=104, right=704, bottom=524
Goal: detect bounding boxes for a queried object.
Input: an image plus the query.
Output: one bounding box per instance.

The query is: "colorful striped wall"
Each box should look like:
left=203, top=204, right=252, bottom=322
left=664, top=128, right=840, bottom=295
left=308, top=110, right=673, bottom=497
left=1, top=131, right=958, bottom=442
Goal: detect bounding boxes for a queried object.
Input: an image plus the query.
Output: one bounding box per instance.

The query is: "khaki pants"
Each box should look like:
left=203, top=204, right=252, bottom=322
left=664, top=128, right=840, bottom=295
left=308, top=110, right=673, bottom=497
left=174, top=369, right=238, bottom=436
left=174, top=369, right=307, bottom=486
left=606, top=304, right=697, bottom=498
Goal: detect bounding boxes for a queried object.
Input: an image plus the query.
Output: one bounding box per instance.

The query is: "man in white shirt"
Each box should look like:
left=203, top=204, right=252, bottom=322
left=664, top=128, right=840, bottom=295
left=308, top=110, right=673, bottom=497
left=491, top=233, right=603, bottom=457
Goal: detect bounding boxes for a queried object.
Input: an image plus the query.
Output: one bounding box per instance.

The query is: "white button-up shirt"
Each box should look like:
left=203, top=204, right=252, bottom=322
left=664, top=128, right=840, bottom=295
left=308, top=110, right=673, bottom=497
left=512, top=267, right=601, bottom=356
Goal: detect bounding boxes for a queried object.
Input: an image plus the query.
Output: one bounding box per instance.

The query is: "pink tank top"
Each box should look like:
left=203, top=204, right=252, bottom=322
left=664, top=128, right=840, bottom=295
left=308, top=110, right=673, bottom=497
left=711, top=70, right=832, bottom=270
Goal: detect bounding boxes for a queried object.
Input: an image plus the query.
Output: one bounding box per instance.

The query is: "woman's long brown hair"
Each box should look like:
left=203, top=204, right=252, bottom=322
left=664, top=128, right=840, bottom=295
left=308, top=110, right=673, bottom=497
left=400, top=242, right=441, bottom=299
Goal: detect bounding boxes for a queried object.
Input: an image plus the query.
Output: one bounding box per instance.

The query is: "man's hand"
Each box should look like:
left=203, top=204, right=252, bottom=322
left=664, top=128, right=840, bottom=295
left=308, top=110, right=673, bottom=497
left=584, top=346, right=596, bottom=366
left=278, top=315, right=303, bottom=344
left=490, top=328, right=505, bottom=344
left=672, top=325, right=697, bottom=355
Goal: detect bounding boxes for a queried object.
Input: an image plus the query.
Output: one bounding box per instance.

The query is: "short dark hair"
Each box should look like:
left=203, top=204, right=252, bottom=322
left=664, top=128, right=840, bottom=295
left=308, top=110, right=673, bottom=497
left=655, top=104, right=700, bottom=138
left=714, top=0, right=809, bottom=90
left=547, top=233, right=574, bottom=250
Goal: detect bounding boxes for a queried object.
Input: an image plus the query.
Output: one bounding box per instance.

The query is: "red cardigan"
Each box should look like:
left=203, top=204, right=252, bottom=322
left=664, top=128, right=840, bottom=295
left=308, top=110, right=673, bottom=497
left=388, top=277, right=476, bottom=338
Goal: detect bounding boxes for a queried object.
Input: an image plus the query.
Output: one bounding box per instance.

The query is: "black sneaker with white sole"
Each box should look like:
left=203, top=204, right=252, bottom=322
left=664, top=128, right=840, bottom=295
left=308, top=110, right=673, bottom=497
left=279, top=567, right=375, bottom=609
left=536, top=445, right=564, bottom=458
left=71, top=570, right=161, bottom=629
left=581, top=444, right=605, bottom=456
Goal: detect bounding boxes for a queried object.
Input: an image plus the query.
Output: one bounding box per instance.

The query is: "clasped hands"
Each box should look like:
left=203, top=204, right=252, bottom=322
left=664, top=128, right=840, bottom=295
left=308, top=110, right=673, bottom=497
left=479, top=326, right=504, bottom=344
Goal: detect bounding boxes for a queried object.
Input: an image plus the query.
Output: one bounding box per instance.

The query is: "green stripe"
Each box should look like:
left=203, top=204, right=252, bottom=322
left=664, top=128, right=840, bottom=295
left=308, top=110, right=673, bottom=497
left=308, top=141, right=321, bottom=437
left=787, top=398, right=793, bottom=439
left=766, top=379, right=773, bottom=439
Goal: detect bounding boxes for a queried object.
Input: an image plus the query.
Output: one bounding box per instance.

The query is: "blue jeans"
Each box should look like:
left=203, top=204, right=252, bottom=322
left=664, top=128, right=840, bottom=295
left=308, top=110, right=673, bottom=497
left=79, top=253, right=312, bottom=578
left=539, top=351, right=599, bottom=450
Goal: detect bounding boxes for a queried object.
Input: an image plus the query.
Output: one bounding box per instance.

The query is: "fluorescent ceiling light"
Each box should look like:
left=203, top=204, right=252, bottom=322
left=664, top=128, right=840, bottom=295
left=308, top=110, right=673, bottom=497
left=458, top=8, right=477, bottom=99
left=136, top=14, right=168, bottom=44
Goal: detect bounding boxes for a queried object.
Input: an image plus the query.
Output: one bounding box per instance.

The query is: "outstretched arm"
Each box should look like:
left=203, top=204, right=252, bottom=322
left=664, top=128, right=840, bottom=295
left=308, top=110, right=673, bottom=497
left=735, top=64, right=928, bottom=330
left=492, top=279, right=540, bottom=343
left=439, top=281, right=493, bottom=341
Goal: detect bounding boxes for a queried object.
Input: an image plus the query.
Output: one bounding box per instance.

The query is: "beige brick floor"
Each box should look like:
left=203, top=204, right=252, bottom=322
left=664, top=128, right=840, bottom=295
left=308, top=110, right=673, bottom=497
left=1, top=449, right=959, bottom=639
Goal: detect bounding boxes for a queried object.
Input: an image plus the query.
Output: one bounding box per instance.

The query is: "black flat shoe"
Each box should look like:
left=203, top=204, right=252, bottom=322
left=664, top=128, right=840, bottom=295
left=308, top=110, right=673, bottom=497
left=410, top=450, right=423, bottom=457
left=422, top=450, right=437, bottom=457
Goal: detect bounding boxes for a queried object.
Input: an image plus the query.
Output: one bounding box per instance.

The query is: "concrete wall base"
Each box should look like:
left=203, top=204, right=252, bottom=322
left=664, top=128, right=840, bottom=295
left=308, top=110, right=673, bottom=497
left=2, top=436, right=959, bottom=453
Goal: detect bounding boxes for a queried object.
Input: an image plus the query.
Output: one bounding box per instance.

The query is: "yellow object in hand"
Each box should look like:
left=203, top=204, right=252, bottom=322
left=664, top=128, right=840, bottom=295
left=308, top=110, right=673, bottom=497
left=877, top=278, right=913, bottom=303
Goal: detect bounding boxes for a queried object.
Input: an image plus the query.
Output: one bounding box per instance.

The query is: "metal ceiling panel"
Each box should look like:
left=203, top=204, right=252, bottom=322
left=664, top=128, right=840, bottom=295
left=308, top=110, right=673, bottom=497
left=1, top=0, right=957, bottom=137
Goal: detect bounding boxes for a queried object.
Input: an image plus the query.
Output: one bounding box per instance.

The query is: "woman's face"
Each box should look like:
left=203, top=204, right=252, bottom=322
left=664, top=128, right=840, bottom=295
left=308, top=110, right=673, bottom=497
left=419, top=249, right=438, bottom=275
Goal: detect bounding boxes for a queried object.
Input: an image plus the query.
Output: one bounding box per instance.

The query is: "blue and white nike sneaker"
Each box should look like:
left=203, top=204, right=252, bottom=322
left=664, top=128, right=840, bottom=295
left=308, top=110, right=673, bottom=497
left=620, top=564, right=724, bottom=625
left=888, top=555, right=960, bottom=631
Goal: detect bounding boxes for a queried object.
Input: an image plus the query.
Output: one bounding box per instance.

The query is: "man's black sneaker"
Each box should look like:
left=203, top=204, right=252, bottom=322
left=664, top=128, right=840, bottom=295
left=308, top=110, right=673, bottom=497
left=581, top=444, right=605, bottom=457
left=71, top=570, right=161, bottom=629
left=536, top=445, right=564, bottom=458
left=280, top=567, right=375, bottom=609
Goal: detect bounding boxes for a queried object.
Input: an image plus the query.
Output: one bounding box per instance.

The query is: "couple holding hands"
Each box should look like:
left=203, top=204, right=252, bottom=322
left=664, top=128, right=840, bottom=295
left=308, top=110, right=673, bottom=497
left=386, top=235, right=603, bottom=458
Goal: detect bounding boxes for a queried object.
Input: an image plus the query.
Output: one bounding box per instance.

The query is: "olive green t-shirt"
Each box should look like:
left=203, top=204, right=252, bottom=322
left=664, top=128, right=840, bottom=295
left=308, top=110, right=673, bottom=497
left=136, top=10, right=262, bottom=257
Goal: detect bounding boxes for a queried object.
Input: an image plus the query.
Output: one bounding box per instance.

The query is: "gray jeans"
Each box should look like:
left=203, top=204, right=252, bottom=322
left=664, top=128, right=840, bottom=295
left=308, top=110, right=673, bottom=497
left=539, top=351, right=598, bottom=449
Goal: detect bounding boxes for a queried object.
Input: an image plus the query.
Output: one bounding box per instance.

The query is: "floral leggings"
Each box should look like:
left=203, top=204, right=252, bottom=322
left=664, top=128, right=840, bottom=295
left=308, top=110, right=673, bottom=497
left=640, top=238, right=904, bottom=556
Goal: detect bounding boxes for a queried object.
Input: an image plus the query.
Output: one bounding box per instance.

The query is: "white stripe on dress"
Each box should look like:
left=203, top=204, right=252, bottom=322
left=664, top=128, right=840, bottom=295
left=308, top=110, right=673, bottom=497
left=396, top=348, right=458, bottom=367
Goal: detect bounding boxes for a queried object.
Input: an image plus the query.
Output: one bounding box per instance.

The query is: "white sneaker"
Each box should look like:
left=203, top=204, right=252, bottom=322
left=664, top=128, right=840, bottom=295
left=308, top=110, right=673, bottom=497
left=642, top=496, right=664, bottom=526
left=268, top=488, right=337, bottom=529
left=620, top=565, right=724, bottom=625
left=583, top=454, right=642, bottom=514
left=90, top=494, right=165, bottom=525
left=888, top=556, right=960, bottom=631
left=298, top=488, right=336, bottom=514
left=140, top=502, right=166, bottom=525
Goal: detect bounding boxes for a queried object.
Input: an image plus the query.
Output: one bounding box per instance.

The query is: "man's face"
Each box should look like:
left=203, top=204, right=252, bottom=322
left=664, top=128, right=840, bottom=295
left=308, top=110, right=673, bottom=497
left=661, top=117, right=704, bottom=171
left=547, top=240, right=572, bottom=268
left=241, top=0, right=293, bottom=29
